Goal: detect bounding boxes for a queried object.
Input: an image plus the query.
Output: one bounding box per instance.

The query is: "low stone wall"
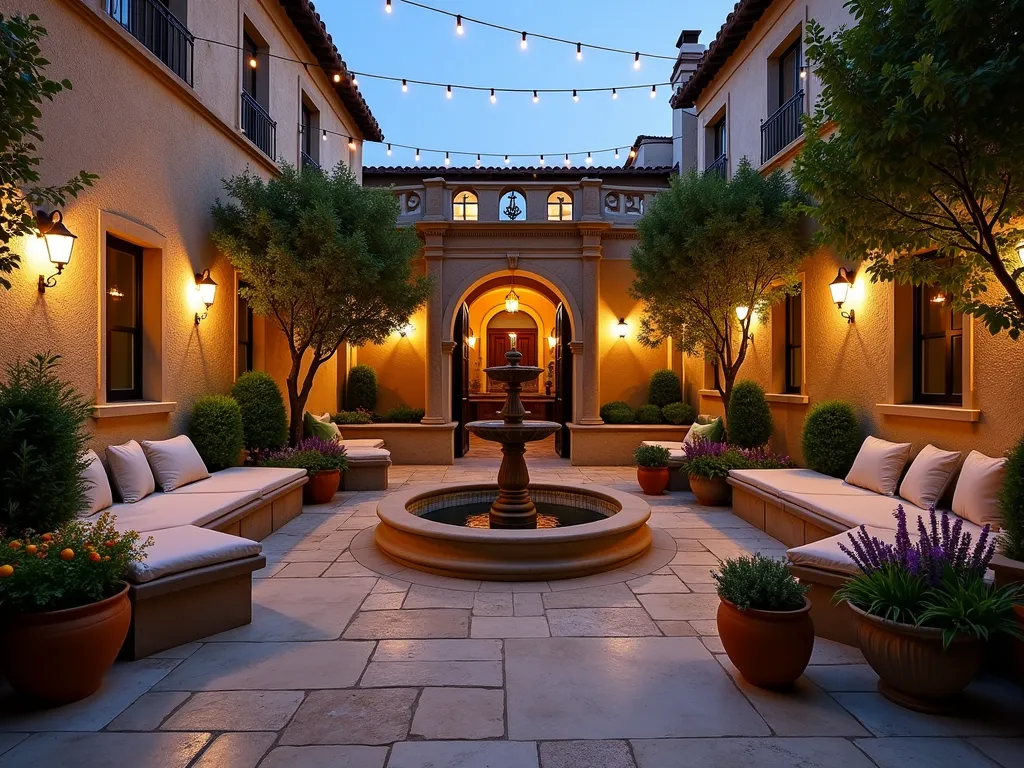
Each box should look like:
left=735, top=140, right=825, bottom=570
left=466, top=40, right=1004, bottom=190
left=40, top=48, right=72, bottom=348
left=566, top=423, right=692, bottom=466
left=337, top=422, right=458, bottom=465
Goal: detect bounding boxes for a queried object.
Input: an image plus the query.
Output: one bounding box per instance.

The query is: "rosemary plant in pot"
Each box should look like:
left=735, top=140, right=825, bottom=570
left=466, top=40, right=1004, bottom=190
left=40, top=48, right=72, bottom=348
left=713, top=554, right=813, bottom=688
left=260, top=436, right=349, bottom=504
left=836, top=506, right=1022, bottom=713
left=633, top=444, right=671, bottom=496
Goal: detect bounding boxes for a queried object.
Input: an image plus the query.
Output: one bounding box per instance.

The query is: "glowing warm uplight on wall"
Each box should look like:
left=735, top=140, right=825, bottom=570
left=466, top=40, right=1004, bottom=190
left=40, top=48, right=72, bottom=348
left=398, top=322, right=414, bottom=338
left=34, top=210, right=77, bottom=293
left=615, top=317, right=629, bottom=339
left=194, top=269, right=218, bottom=325
left=466, top=329, right=477, bottom=349
left=829, top=267, right=856, bottom=324
left=548, top=334, right=557, bottom=349
left=735, top=306, right=749, bottom=321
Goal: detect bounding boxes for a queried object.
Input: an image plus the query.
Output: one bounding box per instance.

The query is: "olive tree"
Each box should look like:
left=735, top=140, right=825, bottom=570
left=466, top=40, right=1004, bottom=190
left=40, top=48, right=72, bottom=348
left=631, top=160, right=809, bottom=411
left=793, top=0, right=1024, bottom=339
left=212, top=163, right=430, bottom=443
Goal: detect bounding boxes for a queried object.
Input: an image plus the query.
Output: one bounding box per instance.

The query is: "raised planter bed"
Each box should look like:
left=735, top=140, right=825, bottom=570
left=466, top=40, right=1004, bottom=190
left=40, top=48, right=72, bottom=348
left=567, top=423, right=691, bottom=466
left=336, top=422, right=458, bottom=465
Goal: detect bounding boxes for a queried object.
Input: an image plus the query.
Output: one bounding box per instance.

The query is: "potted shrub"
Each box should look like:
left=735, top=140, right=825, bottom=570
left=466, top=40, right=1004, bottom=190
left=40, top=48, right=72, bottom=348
left=836, top=506, right=1022, bottom=713
left=231, top=371, right=287, bottom=456
left=633, top=444, right=671, bottom=496
left=713, top=554, right=813, bottom=689
left=726, top=380, right=773, bottom=449
left=189, top=394, right=245, bottom=471
left=682, top=440, right=740, bottom=506
left=260, top=436, right=349, bottom=504
left=802, top=400, right=861, bottom=478
left=0, top=512, right=151, bottom=704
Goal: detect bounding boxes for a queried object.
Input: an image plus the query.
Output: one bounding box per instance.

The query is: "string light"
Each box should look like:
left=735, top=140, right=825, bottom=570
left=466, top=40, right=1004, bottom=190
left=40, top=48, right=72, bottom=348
left=415, top=148, right=420, bottom=162
left=490, top=88, right=496, bottom=104
left=532, top=90, right=539, bottom=103
left=650, top=84, right=656, bottom=98
left=614, top=148, right=620, bottom=160
left=539, top=154, right=545, bottom=166
left=349, top=137, right=358, bottom=151
left=612, top=88, right=618, bottom=100
left=586, top=151, right=592, bottom=165
left=564, top=153, right=571, bottom=167
left=504, top=155, right=510, bottom=164
left=634, top=52, right=641, bottom=69
left=445, top=151, right=450, bottom=166
left=401, top=78, right=408, bottom=92
left=387, top=143, right=392, bottom=156
left=456, top=14, right=463, bottom=35
left=520, top=31, right=528, bottom=49
left=352, top=74, right=359, bottom=87
left=629, top=148, right=637, bottom=159
left=385, top=0, right=392, bottom=13
left=576, top=42, right=582, bottom=60
left=476, top=154, right=481, bottom=167
left=446, top=84, right=452, bottom=99
left=333, top=73, right=341, bottom=83
left=248, top=54, right=258, bottom=69
left=322, top=129, right=327, bottom=141
left=349, top=71, right=670, bottom=100
left=572, top=89, right=579, bottom=103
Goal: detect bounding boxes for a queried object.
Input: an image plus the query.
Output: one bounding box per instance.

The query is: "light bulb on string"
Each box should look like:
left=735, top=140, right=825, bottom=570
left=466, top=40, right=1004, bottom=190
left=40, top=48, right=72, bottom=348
left=532, top=90, right=539, bottom=103
left=650, top=84, right=657, bottom=98
left=633, top=52, right=641, bottom=69
left=611, top=88, right=618, bottom=100
left=386, top=143, right=392, bottom=156
left=352, top=74, right=359, bottom=87
left=446, top=85, right=452, bottom=99
left=564, top=154, right=571, bottom=167
left=629, top=148, right=637, bottom=159
left=520, top=31, right=527, bottom=50
left=586, top=152, right=592, bottom=165
left=490, top=88, right=496, bottom=104
left=614, top=148, right=620, bottom=160
left=504, top=155, right=510, bottom=165
left=445, top=151, right=450, bottom=166
left=415, top=148, right=420, bottom=162
left=385, top=0, right=392, bottom=13
left=576, top=43, right=583, bottom=60
left=539, top=154, right=545, bottom=166
left=322, top=129, right=327, bottom=142
left=456, top=14, right=463, bottom=35
left=572, top=89, right=579, bottom=103
left=476, top=154, right=481, bottom=167
left=401, top=79, right=408, bottom=92
left=333, top=73, right=341, bottom=83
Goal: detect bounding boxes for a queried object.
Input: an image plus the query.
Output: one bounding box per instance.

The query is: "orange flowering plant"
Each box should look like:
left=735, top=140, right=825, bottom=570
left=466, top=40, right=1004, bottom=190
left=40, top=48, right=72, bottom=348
left=0, top=511, right=151, bottom=613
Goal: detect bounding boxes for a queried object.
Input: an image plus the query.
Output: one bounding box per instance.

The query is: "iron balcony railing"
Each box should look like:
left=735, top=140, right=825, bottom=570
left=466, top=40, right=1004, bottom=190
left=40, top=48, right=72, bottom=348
left=301, top=150, right=321, bottom=171
left=761, top=90, right=804, bottom=164
left=705, top=153, right=728, bottom=180
left=106, top=0, right=194, bottom=86
left=241, top=91, right=276, bottom=159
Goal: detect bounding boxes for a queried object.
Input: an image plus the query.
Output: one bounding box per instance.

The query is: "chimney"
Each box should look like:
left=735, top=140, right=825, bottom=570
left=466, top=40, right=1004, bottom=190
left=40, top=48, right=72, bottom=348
left=671, top=29, right=705, bottom=89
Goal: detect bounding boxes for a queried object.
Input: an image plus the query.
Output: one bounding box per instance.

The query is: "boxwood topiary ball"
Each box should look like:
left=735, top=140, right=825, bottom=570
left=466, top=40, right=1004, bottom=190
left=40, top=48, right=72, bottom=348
left=802, top=400, right=861, bottom=478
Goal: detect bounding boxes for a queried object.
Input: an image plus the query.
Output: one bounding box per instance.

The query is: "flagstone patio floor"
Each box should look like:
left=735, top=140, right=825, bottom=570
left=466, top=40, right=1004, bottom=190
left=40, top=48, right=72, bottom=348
left=0, top=453, right=1022, bottom=767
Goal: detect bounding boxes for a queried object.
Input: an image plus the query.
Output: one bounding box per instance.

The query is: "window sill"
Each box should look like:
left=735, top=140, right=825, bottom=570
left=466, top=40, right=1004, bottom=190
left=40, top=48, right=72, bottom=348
left=766, top=393, right=809, bottom=405
left=698, top=389, right=722, bottom=399
left=93, top=401, right=177, bottom=419
left=876, top=403, right=980, bottom=423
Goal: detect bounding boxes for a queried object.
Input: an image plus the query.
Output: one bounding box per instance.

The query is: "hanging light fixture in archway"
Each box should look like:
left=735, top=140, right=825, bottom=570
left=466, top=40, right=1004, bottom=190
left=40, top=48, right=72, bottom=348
left=505, top=254, right=520, bottom=313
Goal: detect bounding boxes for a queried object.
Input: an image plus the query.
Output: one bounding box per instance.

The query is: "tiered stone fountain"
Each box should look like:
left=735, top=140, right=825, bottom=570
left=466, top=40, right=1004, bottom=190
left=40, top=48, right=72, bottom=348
left=374, top=345, right=653, bottom=580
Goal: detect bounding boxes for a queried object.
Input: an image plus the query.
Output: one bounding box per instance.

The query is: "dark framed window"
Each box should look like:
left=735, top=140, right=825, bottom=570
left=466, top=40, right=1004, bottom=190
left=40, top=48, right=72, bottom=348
left=785, top=288, right=803, bottom=393
left=106, top=235, right=144, bottom=402
left=237, top=283, right=254, bottom=375
left=242, top=32, right=258, bottom=97
left=777, top=40, right=801, bottom=108
left=913, top=284, right=963, bottom=405
left=301, top=103, right=313, bottom=158
left=712, top=117, right=727, bottom=159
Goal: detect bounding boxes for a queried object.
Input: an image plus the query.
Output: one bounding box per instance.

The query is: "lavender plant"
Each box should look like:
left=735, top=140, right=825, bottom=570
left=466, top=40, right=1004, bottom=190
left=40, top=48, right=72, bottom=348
left=682, top=439, right=791, bottom=478
left=258, top=436, right=348, bottom=474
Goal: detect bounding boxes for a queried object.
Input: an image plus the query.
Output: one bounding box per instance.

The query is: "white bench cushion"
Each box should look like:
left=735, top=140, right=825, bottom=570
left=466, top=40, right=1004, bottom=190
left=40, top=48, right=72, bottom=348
left=729, top=469, right=878, bottom=498
left=641, top=441, right=685, bottom=451
left=787, top=526, right=896, bottom=577
left=169, top=466, right=306, bottom=497
left=126, top=525, right=262, bottom=584
left=346, top=448, right=392, bottom=464
left=110, top=490, right=260, bottom=533
left=339, top=439, right=386, bottom=450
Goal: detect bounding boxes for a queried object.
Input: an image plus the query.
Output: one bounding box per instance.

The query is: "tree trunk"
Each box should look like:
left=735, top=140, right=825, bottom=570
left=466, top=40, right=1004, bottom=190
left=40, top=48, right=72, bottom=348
left=287, top=372, right=305, bottom=446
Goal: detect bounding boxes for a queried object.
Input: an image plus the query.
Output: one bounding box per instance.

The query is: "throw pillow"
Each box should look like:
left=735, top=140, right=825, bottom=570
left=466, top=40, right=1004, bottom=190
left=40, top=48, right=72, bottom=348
left=845, top=436, right=912, bottom=496
left=304, top=410, right=340, bottom=442
left=106, top=439, right=156, bottom=503
left=141, top=435, right=211, bottom=492
left=951, top=450, right=1007, bottom=527
left=898, top=444, right=962, bottom=510
left=318, top=412, right=343, bottom=441
left=684, top=416, right=724, bottom=446
left=82, top=449, right=113, bottom=516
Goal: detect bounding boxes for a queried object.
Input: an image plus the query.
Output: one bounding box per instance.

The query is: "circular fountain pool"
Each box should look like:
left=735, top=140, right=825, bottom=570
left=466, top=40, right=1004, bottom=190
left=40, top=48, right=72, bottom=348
left=374, top=483, right=652, bottom=580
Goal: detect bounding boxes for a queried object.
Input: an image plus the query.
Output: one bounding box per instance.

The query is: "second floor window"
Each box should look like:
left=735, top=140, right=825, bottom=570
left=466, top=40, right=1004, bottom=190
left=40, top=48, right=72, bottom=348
left=785, top=288, right=802, bottom=393
left=243, top=33, right=259, bottom=98
left=713, top=117, right=727, bottom=160
left=777, top=40, right=801, bottom=110
left=453, top=191, right=478, bottom=221
left=547, top=191, right=573, bottom=221
left=914, top=284, right=963, bottom=405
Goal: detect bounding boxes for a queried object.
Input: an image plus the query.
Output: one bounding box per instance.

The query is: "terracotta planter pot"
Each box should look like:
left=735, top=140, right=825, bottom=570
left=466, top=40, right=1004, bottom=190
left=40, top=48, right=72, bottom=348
left=0, top=584, right=131, bottom=705
left=689, top=474, right=731, bottom=506
left=717, top=596, right=814, bottom=689
left=303, top=468, right=340, bottom=504
left=848, top=601, right=985, bottom=713
left=637, top=466, right=670, bottom=496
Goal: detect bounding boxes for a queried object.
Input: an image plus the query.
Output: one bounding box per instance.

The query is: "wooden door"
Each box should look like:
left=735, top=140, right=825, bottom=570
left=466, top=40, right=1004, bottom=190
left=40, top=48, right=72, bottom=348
left=554, top=304, right=573, bottom=458
left=487, top=330, right=538, bottom=391
left=452, top=303, right=470, bottom=457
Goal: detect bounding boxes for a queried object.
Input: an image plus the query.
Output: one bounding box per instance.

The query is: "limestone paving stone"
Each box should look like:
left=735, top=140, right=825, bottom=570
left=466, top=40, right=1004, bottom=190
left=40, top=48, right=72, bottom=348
left=0, top=732, right=211, bottom=768
left=162, top=691, right=304, bottom=731
left=514, top=592, right=545, bottom=616
left=539, top=739, right=636, bottom=768
left=387, top=740, right=540, bottom=768
left=474, top=592, right=514, bottom=616
left=637, top=592, right=720, bottom=621
left=191, top=732, right=277, bottom=768
left=688, top=620, right=720, bottom=634
left=275, top=561, right=330, bottom=577
left=360, top=592, right=405, bottom=610
left=809, top=638, right=866, bottom=665
left=546, top=608, right=661, bottom=637
left=343, top=609, right=470, bottom=639
left=322, top=561, right=383, bottom=578
left=280, top=688, right=418, bottom=745
left=373, top=639, right=502, bottom=662
left=410, top=688, right=505, bottom=739
left=630, top=737, right=877, bottom=767
left=656, top=621, right=698, bottom=636
left=855, top=737, right=1004, bottom=767
left=360, top=660, right=503, bottom=687
left=403, top=585, right=476, bottom=609
left=626, top=575, right=690, bottom=594
left=471, top=616, right=550, bottom=638
left=259, top=745, right=388, bottom=768
left=106, top=691, right=190, bottom=730
left=804, top=664, right=879, bottom=692
left=968, top=738, right=1024, bottom=767
left=669, top=565, right=719, bottom=583
left=0, top=736, right=26, bottom=760
left=155, top=641, right=374, bottom=690
left=541, top=584, right=640, bottom=609
left=667, top=551, right=721, bottom=565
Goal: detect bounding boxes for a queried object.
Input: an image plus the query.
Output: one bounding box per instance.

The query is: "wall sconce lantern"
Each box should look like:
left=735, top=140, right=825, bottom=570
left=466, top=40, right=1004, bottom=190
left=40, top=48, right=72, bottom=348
left=548, top=333, right=557, bottom=349
left=829, top=267, right=856, bottom=323
left=505, top=254, right=520, bottom=313
left=36, top=210, right=77, bottom=292
left=466, top=329, right=477, bottom=348
left=194, top=269, right=218, bottom=325
left=616, top=317, right=628, bottom=338
left=398, top=322, right=414, bottom=338
left=508, top=331, right=518, bottom=349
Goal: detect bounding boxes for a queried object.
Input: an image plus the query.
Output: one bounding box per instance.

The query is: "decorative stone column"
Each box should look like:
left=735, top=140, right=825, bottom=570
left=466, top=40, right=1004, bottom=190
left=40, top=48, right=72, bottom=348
left=419, top=224, right=448, bottom=424
left=579, top=178, right=603, bottom=221
left=422, top=178, right=447, bottom=222
left=578, top=223, right=610, bottom=424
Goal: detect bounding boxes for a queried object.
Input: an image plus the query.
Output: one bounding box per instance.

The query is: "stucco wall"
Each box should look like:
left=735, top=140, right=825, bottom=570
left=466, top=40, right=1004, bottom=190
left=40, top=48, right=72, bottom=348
left=0, top=0, right=368, bottom=451
left=353, top=304, right=428, bottom=413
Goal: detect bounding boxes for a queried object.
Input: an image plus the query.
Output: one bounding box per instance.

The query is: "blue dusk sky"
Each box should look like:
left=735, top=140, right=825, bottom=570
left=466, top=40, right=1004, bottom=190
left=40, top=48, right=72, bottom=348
left=321, top=1, right=738, bottom=168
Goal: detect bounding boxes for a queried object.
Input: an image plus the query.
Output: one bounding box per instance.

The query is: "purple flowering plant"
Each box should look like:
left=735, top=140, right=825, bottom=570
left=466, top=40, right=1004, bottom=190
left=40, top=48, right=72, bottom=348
left=682, top=438, right=791, bottom=479
left=835, top=505, right=1021, bottom=647
left=258, top=436, right=348, bottom=474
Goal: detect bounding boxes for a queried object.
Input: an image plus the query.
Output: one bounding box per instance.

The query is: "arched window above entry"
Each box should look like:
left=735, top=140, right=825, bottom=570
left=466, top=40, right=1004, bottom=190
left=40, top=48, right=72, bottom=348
left=499, top=190, right=526, bottom=221
left=546, top=191, right=573, bottom=221
left=452, top=190, right=478, bottom=221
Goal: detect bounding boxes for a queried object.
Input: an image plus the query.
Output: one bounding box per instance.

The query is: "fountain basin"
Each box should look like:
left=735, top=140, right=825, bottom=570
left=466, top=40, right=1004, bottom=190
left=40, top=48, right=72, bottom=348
left=375, top=483, right=652, bottom=580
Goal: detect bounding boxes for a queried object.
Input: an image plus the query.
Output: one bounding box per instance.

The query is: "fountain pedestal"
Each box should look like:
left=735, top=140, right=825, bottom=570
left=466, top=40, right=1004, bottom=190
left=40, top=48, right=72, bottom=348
left=466, top=348, right=560, bottom=529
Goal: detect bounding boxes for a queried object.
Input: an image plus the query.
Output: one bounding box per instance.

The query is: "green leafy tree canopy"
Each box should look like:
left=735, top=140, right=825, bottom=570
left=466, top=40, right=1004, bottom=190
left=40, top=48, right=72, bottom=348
left=631, top=160, right=808, bottom=411
left=1, top=14, right=96, bottom=290
left=792, top=0, right=1024, bottom=338
left=212, top=163, right=431, bottom=443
